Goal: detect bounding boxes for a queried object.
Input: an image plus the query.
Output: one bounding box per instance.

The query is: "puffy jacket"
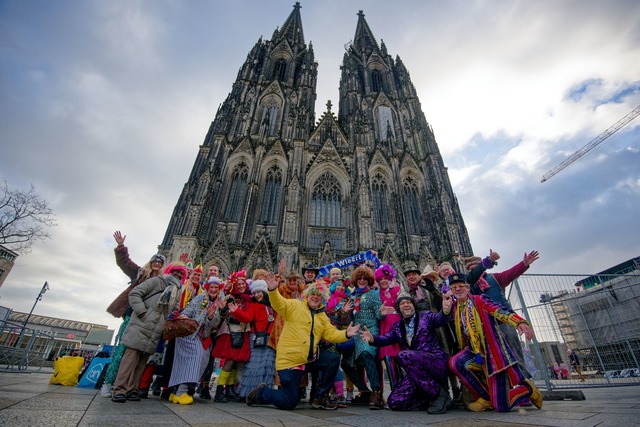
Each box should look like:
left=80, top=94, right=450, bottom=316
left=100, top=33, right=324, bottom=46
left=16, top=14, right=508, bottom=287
left=268, top=288, right=348, bottom=371
left=121, top=274, right=181, bottom=354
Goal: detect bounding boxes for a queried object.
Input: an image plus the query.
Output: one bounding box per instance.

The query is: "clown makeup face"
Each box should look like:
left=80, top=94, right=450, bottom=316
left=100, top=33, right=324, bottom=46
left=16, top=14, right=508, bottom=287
left=171, top=270, right=185, bottom=282
left=398, top=299, right=415, bottom=318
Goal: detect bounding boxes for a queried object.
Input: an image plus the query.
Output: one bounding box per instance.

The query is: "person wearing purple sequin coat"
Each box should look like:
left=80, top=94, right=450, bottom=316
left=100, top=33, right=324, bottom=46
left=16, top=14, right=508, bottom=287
left=359, top=290, right=453, bottom=413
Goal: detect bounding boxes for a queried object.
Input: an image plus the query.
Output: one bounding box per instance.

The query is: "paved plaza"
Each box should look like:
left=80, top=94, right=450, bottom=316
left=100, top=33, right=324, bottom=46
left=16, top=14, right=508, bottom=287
left=0, top=369, right=639, bottom=427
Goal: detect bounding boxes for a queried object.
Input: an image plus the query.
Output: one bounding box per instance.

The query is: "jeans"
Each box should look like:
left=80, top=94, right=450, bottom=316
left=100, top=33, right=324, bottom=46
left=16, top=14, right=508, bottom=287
left=259, top=349, right=341, bottom=410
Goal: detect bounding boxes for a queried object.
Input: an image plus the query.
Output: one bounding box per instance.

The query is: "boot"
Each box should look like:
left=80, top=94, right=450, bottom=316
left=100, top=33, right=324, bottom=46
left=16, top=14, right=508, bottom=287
left=199, top=384, right=212, bottom=400
left=427, top=387, right=451, bottom=414
left=214, top=385, right=228, bottom=403
left=225, top=385, right=241, bottom=402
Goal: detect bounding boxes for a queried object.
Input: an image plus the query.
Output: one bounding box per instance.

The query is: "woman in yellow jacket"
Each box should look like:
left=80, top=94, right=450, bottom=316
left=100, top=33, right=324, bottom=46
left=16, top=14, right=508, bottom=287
left=246, top=272, right=361, bottom=410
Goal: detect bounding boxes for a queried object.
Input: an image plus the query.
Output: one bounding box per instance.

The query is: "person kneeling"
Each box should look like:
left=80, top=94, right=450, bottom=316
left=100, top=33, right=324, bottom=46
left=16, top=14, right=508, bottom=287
left=359, top=291, right=453, bottom=413
left=246, top=273, right=360, bottom=410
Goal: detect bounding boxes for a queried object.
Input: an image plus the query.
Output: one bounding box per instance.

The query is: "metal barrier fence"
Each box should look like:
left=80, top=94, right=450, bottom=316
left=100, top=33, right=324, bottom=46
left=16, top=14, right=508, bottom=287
left=508, top=273, right=640, bottom=390
left=0, top=318, right=54, bottom=371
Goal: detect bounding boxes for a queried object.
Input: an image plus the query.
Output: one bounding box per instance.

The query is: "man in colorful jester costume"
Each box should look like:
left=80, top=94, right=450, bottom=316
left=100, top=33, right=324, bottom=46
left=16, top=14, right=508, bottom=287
left=447, top=273, right=543, bottom=412
left=359, top=289, right=453, bottom=413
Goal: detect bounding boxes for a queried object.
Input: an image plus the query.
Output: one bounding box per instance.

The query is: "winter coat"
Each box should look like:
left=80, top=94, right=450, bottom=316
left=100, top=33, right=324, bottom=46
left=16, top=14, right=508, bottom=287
left=268, top=288, right=349, bottom=371
left=121, top=274, right=182, bottom=354
left=106, top=244, right=149, bottom=318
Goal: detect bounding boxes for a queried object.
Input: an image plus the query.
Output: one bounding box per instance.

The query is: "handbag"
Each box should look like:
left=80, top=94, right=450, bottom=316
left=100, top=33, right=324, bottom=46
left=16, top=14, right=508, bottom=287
left=230, top=331, right=245, bottom=348
left=254, top=331, right=268, bottom=347
left=162, top=318, right=199, bottom=341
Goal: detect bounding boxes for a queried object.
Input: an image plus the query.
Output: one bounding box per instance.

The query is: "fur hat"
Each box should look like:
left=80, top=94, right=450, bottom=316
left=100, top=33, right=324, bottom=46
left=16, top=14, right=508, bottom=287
left=250, top=279, right=268, bottom=294
left=352, top=265, right=375, bottom=287
left=252, top=268, right=269, bottom=280
left=374, top=264, right=396, bottom=282
left=463, top=256, right=482, bottom=271
left=420, top=264, right=440, bottom=282
left=395, top=290, right=416, bottom=312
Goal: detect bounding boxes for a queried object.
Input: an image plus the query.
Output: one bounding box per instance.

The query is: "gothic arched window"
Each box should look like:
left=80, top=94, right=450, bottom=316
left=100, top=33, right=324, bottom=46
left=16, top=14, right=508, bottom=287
left=403, top=178, right=422, bottom=235
left=371, top=70, right=383, bottom=92
left=224, top=162, right=249, bottom=222
left=274, top=59, right=287, bottom=82
left=260, top=99, right=280, bottom=137
left=259, top=166, right=283, bottom=224
left=371, top=174, right=391, bottom=231
left=310, top=172, right=343, bottom=227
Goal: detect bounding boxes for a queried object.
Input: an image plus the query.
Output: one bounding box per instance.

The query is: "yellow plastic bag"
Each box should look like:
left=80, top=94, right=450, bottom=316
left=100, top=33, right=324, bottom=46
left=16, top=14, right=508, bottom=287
left=49, top=356, right=85, bottom=386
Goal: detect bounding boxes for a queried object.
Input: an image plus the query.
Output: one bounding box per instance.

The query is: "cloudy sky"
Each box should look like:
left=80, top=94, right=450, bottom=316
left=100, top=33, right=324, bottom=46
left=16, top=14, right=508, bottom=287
left=1, top=0, right=639, bottom=333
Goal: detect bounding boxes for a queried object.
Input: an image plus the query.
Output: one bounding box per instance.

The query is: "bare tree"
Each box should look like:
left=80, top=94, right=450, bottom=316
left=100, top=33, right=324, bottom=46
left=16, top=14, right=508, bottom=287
left=0, top=180, right=56, bottom=254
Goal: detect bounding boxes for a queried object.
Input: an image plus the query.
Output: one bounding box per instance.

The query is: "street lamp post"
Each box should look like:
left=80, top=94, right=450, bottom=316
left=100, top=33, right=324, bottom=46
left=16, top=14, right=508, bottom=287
left=23, top=281, right=49, bottom=329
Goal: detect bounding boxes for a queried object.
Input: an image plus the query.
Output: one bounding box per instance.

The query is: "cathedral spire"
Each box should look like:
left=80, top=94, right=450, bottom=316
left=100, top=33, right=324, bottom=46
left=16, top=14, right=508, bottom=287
left=351, top=10, right=380, bottom=56
left=275, top=2, right=305, bottom=48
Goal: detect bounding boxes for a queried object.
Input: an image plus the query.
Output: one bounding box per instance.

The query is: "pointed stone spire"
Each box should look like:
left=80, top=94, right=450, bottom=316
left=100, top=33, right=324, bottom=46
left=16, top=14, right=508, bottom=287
left=352, top=10, right=380, bottom=56
left=275, top=2, right=305, bottom=48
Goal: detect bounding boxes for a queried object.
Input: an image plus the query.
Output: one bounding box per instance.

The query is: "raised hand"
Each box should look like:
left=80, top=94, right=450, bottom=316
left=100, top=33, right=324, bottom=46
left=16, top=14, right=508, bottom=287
left=342, top=299, right=354, bottom=313
left=523, top=250, right=540, bottom=267
left=265, top=272, right=278, bottom=291
left=278, top=259, right=286, bottom=276
left=380, top=302, right=395, bottom=315
left=179, top=252, right=190, bottom=264
left=113, top=231, right=126, bottom=246
left=442, top=292, right=453, bottom=314
left=489, top=249, right=500, bottom=262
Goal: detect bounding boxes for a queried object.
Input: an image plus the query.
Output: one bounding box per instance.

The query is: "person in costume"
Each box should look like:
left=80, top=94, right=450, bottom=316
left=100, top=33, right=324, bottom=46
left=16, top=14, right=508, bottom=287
left=340, top=266, right=385, bottom=409
left=359, top=289, right=453, bottom=413
left=211, top=269, right=252, bottom=402
left=111, top=262, right=187, bottom=403
left=375, top=264, right=403, bottom=392
left=228, top=279, right=277, bottom=397
left=448, top=273, right=543, bottom=412
left=246, top=273, right=360, bottom=410
left=302, top=264, right=320, bottom=285
left=103, top=230, right=166, bottom=398
left=168, top=276, right=224, bottom=404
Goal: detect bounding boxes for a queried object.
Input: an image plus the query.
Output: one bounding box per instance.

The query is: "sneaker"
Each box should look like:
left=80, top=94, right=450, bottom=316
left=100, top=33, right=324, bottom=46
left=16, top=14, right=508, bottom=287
left=346, top=390, right=354, bottom=403
left=369, top=390, right=384, bottom=410
left=111, top=393, right=126, bottom=403
left=246, top=383, right=267, bottom=406
left=312, top=396, right=338, bottom=410
left=336, top=395, right=347, bottom=408
left=100, top=384, right=112, bottom=398
left=126, top=391, right=141, bottom=401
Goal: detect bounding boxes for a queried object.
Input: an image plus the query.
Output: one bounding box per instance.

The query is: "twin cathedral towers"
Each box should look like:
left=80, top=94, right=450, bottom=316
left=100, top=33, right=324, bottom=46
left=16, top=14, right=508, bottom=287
left=159, top=3, right=473, bottom=276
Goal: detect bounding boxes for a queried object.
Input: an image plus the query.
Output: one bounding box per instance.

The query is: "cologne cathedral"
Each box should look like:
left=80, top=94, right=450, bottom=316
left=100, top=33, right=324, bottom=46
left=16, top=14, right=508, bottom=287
left=159, top=3, right=473, bottom=276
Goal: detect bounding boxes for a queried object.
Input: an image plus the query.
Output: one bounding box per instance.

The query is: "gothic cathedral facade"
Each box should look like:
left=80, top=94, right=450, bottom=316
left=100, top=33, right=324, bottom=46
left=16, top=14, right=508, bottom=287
left=159, top=3, right=473, bottom=276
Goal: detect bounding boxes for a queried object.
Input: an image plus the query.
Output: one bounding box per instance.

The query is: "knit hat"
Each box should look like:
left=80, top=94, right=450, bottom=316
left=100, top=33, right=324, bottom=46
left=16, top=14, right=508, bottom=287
left=374, top=264, right=396, bottom=283
left=250, top=279, right=268, bottom=294
left=463, top=256, right=482, bottom=271
left=149, top=253, right=166, bottom=264
left=395, top=289, right=416, bottom=312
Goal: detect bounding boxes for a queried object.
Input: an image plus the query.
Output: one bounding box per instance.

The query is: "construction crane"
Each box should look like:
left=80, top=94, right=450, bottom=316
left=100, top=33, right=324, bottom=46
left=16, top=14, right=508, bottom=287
left=541, top=104, right=640, bottom=183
